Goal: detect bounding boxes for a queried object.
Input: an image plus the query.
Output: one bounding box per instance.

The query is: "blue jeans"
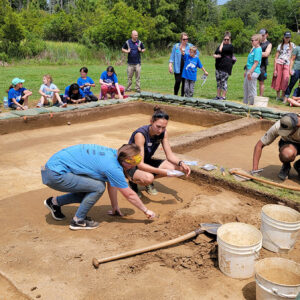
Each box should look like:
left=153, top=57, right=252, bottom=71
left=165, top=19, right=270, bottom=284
left=285, top=69, right=300, bottom=97
left=41, top=167, right=106, bottom=220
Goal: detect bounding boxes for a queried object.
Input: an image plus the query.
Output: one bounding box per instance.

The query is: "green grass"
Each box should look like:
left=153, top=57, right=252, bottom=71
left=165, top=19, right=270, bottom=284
left=0, top=46, right=299, bottom=112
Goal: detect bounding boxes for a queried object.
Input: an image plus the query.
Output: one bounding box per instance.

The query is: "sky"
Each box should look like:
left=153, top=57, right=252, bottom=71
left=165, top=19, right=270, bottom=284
left=218, top=0, right=229, bottom=4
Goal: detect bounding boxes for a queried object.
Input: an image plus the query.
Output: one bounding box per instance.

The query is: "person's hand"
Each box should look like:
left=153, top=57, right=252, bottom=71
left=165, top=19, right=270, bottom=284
left=247, top=72, right=252, bottom=80
left=127, top=48, right=131, bottom=53
left=169, top=65, right=173, bottom=74
left=144, top=209, right=155, bottom=219
left=273, top=71, right=277, bottom=77
left=204, top=71, right=208, bottom=76
left=71, top=99, right=77, bottom=104
left=85, top=83, right=90, bottom=86
left=180, top=163, right=191, bottom=176
left=290, top=69, right=295, bottom=76
left=138, top=47, right=141, bottom=52
left=107, top=208, right=124, bottom=216
left=119, top=94, right=123, bottom=99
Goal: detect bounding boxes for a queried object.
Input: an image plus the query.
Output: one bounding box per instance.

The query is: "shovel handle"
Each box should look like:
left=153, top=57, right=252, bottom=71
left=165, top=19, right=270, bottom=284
left=92, top=229, right=203, bottom=268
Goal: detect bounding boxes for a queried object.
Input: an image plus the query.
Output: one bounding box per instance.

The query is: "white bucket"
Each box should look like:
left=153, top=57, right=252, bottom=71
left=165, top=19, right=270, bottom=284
left=261, top=204, right=300, bottom=253
left=255, top=257, right=300, bottom=300
left=254, top=96, right=269, bottom=107
left=217, top=222, right=262, bottom=279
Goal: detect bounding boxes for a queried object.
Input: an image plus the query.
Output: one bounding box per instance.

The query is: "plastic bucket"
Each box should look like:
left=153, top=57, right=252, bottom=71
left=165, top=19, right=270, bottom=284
left=261, top=204, right=300, bottom=253
left=255, top=257, right=300, bottom=299
left=217, top=222, right=262, bottom=279
left=254, top=96, right=269, bottom=107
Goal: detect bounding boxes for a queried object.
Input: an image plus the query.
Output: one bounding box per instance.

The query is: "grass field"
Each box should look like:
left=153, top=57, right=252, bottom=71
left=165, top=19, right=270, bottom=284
left=0, top=52, right=298, bottom=111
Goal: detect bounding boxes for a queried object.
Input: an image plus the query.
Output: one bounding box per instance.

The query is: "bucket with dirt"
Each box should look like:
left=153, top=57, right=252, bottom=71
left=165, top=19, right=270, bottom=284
left=217, top=222, right=262, bottom=279
left=261, top=204, right=300, bottom=253
left=255, top=257, right=300, bottom=300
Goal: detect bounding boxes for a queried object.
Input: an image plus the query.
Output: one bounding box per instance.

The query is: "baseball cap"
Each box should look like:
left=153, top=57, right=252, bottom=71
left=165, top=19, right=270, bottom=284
left=278, top=113, right=298, bottom=136
left=12, top=77, right=25, bottom=86
left=259, top=29, right=267, bottom=35
left=284, top=31, right=292, bottom=38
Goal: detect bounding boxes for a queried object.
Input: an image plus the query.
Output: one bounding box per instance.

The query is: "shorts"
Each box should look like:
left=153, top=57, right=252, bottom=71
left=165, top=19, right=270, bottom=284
left=126, top=159, right=164, bottom=180
left=278, top=139, right=300, bottom=155
left=10, top=98, right=24, bottom=109
left=258, top=65, right=267, bottom=81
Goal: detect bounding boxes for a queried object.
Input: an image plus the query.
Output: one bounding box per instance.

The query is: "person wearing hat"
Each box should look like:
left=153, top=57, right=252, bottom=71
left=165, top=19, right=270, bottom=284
left=253, top=113, right=300, bottom=180
left=42, top=143, right=156, bottom=230
left=271, top=31, right=296, bottom=101
left=258, top=29, right=272, bottom=97
left=7, top=78, right=32, bottom=110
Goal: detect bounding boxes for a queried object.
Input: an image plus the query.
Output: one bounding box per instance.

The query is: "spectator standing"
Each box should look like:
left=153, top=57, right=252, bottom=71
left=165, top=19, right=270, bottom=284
left=7, top=78, right=32, bottom=110
left=169, top=32, right=199, bottom=96
left=213, top=31, right=234, bottom=100
left=122, top=30, right=145, bottom=93
left=243, top=34, right=262, bottom=105
left=258, top=29, right=272, bottom=96
left=181, top=46, right=208, bottom=98
left=271, top=31, right=296, bottom=101
left=77, top=67, right=98, bottom=102
left=284, top=45, right=300, bottom=102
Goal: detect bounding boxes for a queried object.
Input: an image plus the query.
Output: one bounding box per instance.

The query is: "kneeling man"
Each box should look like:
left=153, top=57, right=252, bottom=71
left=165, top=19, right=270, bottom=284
left=253, top=113, right=300, bottom=180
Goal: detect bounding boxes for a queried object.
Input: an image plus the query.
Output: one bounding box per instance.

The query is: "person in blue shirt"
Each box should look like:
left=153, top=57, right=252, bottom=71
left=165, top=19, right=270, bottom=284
left=63, top=83, right=86, bottom=104
left=42, top=143, right=156, bottom=230
left=122, top=30, right=145, bottom=93
left=7, top=77, right=32, bottom=110
left=77, top=67, right=98, bottom=102
left=243, top=34, right=262, bottom=105
left=99, top=66, right=124, bottom=100
left=169, top=32, right=199, bottom=96
left=181, top=46, right=208, bottom=97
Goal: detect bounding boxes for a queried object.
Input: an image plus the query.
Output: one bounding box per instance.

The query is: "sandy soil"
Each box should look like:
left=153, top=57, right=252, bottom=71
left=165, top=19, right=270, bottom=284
left=0, top=113, right=299, bottom=299
left=183, top=129, right=300, bottom=186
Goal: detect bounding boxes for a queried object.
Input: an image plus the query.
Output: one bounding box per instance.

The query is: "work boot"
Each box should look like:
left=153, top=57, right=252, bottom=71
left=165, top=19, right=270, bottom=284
left=129, top=181, right=142, bottom=198
left=145, top=183, right=158, bottom=196
left=294, top=159, right=300, bottom=177
left=278, top=163, right=291, bottom=181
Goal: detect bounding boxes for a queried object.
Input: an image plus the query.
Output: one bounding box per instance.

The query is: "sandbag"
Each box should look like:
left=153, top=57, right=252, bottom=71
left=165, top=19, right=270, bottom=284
left=11, top=109, right=40, bottom=116
left=0, top=112, right=18, bottom=119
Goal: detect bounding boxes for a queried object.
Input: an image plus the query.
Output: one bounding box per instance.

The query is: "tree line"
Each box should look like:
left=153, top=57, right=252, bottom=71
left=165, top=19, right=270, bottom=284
left=0, top=0, right=299, bottom=60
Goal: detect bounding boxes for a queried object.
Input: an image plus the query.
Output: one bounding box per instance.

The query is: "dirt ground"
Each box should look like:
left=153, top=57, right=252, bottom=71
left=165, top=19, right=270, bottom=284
left=0, top=113, right=299, bottom=300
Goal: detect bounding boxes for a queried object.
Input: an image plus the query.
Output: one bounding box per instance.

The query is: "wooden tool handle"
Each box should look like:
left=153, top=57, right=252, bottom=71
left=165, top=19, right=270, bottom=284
left=93, top=230, right=202, bottom=268
left=230, top=170, right=300, bottom=192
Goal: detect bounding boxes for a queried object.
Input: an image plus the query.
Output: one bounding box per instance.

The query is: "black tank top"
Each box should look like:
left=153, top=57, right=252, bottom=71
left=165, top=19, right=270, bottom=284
left=260, top=40, right=271, bottom=67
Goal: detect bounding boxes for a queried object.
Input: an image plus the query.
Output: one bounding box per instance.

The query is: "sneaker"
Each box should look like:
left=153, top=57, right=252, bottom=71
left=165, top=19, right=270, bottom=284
left=69, top=218, right=99, bottom=230
left=219, top=97, right=226, bottom=101
left=44, top=197, right=66, bottom=220
left=36, top=102, right=43, bottom=108
left=129, top=181, right=142, bottom=198
left=136, top=89, right=141, bottom=93
left=59, top=102, right=67, bottom=108
left=276, top=97, right=283, bottom=101
left=278, top=163, right=291, bottom=181
left=213, top=96, right=220, bottom=100
left=145, top=183, right=158, bottom=196
left=294, top=160, right=300, bottom=177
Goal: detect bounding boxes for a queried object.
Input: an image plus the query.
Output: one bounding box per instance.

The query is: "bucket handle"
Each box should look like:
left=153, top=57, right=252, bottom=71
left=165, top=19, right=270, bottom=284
left=256, top=279, right=298, bottom=298
left=252, top=249, right=260, bottom=259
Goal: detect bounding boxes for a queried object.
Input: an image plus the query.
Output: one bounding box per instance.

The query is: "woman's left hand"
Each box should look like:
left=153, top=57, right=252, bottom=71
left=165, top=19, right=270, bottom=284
left=107, top=208, right=124, bottom=216
left=247, top=72, right=252, bottom=80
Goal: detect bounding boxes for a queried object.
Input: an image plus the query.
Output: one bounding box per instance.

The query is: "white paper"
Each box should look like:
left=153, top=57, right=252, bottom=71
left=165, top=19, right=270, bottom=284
left=183, top=160, right=198, bottom=166
left=167, top=170, right=185, bottom=177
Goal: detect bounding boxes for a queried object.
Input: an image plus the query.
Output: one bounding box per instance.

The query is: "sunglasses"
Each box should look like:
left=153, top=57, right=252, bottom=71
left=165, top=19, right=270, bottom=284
left=224, top=39, right=230, bottom=41
left=251, top=39, right=257, bottom=42
left=182, top=38, right=189, bottom=41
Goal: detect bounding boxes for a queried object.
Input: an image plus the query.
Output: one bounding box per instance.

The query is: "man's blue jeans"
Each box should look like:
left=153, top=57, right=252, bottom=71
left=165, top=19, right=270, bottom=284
left=285, top=69, right=300, bottom=97
left=41, top=167, right=106, bottom=220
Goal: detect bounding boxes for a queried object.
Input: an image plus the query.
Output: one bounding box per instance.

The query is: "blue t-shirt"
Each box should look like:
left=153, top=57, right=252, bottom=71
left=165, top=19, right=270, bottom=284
left=181, top=54, right=203, bottom=81
left=100, top=71, right=118, bottom=85
left=122, top=39, right=145, bottom=65
left=46, top=144, right=128, bottom=188
left=8, top=87, right=27, bottom=107
left=39, top=83, right=58, bottom=98
left=64, top=85, right=85, bottom=98
left=247, top=47, right=262, bottom=74
left=77, top=77, right=95, bottom=96
left=293, top=87, right=300, bottom=97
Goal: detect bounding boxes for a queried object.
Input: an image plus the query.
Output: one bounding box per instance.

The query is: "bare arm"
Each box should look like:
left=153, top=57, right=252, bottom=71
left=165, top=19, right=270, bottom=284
left=122, top=48, right=130, bottom=54
left=253, top=140, right=265, bottom=170
left=289, top=55, right=296, bottom=75
left=99, top=79, right=111, bottom=86
left=115, top=83, right=123, bottom=99
left=118, top=187, right=155, bottom=219
left=134, top=132, right=167, bottom=176
left=262, top=43, right=272, bottom=58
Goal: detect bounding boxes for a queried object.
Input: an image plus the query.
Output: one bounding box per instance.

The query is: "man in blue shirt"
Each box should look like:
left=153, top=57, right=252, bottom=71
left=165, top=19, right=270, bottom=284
left=42, top=144, right=155, bottom=230
left=122, top=30, right=145, bottom=93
